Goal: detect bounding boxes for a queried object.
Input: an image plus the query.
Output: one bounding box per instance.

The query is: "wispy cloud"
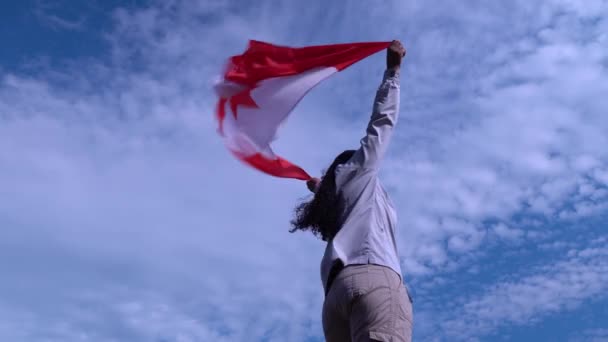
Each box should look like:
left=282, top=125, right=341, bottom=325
left=1, top=0, right=607, bottom=340
left=33, top=1, right=86, bottom=31
left=384, top=0, right=608, bottom=276
left=428, top=240, right=608, bottom=340
left=571, top=328, right=608, bottom=342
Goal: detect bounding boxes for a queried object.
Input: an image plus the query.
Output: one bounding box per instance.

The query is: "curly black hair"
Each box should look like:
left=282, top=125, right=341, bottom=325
left=290, top=150, right=356, bottom=241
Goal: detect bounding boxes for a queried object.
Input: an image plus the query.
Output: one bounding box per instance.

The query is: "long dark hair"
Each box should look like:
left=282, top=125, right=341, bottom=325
left=290, top=150, right=356, bottom=241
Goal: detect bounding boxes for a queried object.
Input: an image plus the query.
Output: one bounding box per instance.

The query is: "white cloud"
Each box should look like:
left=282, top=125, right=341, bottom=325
left=571, top=328, right=608, bottom=342
left=382, top=0, right=608, bottom=279
left=33, top=1, right=86, bottom=31
left=433, top=242, right=608, bottom=340
left=1, top=0, right=608, bottom=340
left=492, top=223, right=524, bottom=242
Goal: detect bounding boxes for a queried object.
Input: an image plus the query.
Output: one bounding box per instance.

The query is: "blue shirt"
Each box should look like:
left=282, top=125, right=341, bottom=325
left=321, top=69, right=402, bottom=292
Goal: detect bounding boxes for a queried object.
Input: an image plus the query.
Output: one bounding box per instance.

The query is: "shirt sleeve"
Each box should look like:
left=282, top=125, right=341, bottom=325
left=348, top=69, right=401, bottom=170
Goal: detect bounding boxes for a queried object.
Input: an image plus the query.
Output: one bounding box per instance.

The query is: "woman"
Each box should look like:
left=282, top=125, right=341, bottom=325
left=291, top=40, right=412, bottom=342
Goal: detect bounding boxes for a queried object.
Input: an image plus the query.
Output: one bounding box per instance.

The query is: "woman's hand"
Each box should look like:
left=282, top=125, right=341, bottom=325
left=387, top=40, right=406, bottom=71
left=306, top=177, right=321, bottom=193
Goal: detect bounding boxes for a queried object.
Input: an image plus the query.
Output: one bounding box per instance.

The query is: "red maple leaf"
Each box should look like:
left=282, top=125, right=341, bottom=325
left=229, top=87, right=259, bottom=120
left=216, top=85, right=260, bottom=136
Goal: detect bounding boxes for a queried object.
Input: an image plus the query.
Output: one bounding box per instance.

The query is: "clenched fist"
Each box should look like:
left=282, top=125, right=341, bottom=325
left=387, top=40, right=406, bottom=71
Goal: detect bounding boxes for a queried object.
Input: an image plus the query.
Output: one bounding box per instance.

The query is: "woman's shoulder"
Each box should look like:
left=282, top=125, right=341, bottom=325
left=335, top=164, right=377, bottom=191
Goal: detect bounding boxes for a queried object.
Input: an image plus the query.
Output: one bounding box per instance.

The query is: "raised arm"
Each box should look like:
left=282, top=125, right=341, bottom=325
left=350, top=40, right=405, bottom=170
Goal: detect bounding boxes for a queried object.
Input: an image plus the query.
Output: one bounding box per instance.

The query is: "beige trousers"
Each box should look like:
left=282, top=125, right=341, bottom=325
left=322, top=264, right=413, bottom=342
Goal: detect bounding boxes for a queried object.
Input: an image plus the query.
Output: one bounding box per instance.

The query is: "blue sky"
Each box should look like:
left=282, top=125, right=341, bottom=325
left=1, top=0, right=607, bottom=341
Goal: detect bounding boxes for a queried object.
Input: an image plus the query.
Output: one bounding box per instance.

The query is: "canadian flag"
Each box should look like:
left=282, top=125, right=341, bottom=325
left=214, top=40, right=390, bottom=180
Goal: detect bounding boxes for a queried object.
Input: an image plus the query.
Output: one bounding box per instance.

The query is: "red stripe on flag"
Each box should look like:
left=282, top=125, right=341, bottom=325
left=237, top=152, right=312, bottom=180
left=225, top=40, right=391, bottom=88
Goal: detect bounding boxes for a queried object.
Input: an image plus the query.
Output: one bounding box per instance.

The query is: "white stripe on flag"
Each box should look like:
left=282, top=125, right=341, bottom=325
left=223, top=66, right=337, bottom=157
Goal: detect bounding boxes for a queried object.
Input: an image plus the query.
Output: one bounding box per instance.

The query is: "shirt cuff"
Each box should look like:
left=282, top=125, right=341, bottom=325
left=384, top=68, right=400, bottom=79
left=382, top=69, right=400, bottom=87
